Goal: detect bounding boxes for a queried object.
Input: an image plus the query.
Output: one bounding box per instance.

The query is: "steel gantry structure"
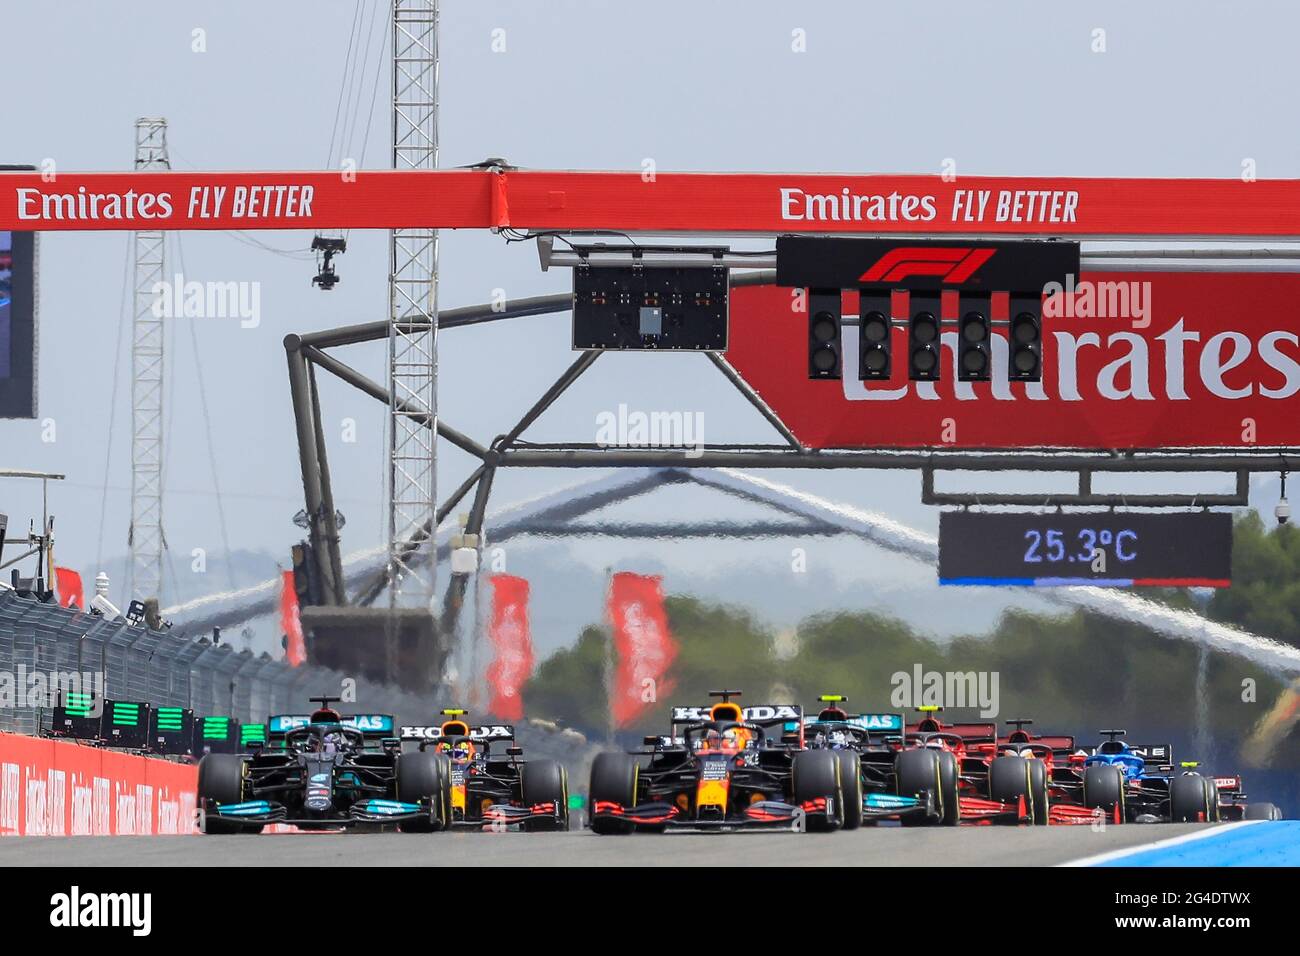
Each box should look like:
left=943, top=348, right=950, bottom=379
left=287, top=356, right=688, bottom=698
left=386, top=0, right=440, bottom=623
left=128, top=117, right=170, bottom=603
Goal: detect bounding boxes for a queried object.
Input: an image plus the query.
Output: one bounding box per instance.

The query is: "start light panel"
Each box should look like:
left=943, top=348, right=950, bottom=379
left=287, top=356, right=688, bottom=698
left=572, top=253, right=729, bottom=351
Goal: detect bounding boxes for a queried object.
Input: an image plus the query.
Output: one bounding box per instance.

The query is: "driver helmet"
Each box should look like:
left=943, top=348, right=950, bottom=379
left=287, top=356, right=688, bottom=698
left=826, top=730, right=849, bottom=749
left=438, top=739, right=476, bottom=761
left=722, top=726, right=752, bottom=752
left=695, top=729, right=724, bottom=752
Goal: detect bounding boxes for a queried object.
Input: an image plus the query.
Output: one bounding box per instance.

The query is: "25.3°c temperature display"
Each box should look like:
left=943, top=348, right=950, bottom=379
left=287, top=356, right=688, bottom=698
left=1022, top=527, right=1138, bottom=565
left=939, top=512, right=1232, bottom=588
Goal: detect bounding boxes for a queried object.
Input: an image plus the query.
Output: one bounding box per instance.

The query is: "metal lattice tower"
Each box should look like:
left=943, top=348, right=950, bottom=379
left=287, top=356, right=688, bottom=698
left=128, top=117, right=170, bottom=602
left=387, top=0, right=439, bottom=611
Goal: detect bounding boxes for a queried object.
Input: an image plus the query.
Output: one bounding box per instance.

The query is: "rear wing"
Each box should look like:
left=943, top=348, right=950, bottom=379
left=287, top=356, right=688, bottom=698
left=399, top=724, right=515, bottom=742
left=267, top=714, right=395, bottom=738
left=1078, top=742, right=1174, bottom=766
left=670, top=704, right=802, bottom=728
left=907, top=721, right=997, bottom=743
left=804, top=712, right=904, bottom=736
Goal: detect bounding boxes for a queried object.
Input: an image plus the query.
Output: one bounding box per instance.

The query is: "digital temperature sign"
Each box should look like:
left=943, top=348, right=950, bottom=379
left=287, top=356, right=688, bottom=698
left=938, top=512, right=1232, bottom=588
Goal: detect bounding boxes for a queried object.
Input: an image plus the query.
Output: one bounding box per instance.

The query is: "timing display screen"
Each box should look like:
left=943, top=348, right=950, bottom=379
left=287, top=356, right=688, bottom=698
left=0, top=182, right=37, bottom=419
left=938, top=511, right=1232, bottom=587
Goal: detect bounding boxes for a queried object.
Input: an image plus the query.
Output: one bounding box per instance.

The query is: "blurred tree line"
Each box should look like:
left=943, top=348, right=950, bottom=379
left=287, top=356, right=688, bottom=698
left=1208, top=510, right=1300, bottom=642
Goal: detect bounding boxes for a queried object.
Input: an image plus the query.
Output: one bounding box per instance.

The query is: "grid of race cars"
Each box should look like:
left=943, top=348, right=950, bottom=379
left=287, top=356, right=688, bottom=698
left=194, top=691, right=1283, bottom=833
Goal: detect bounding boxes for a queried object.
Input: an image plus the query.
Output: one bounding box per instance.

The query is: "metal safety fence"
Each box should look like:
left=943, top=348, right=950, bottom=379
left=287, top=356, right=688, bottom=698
left=0, top=589, right=592, bottom=767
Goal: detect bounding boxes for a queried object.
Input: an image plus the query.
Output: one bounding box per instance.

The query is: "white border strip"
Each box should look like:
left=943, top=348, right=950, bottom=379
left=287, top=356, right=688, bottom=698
left=1058, top=821, right=1264, bottom=867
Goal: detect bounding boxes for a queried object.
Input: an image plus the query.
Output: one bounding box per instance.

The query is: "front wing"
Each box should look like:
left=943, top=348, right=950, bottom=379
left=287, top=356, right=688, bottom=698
left=199, top=797, right=435, bottom=827
left=591, top=797, right=830, bottom=830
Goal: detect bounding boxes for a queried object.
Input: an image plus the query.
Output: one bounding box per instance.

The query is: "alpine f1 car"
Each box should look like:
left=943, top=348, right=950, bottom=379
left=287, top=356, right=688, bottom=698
left=1051, top=730, right=1282, bottom=823
left=399, top=709, right=569, bottom=830
left=588, top=691, right=846, bottom=833
left=196, top=696, right=452, bottom=833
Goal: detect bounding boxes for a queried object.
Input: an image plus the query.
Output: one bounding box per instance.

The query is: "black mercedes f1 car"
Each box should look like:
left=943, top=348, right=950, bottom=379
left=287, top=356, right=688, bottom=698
left=196, top=696, right=452, bottom=833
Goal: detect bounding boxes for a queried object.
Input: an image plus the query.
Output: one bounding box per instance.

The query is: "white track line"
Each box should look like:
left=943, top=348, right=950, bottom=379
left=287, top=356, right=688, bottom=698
left=1057, top=821, right=1263, bottom=867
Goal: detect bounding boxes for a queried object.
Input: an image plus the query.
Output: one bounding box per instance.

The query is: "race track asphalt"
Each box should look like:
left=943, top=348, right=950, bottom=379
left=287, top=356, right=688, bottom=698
left=0, top=821, right=1215, bottom=867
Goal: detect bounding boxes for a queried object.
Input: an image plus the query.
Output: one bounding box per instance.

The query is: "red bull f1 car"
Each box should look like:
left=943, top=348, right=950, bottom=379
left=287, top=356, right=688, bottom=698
left=196, top=696, right=452, bottom=833
left=588, top=690, right=847, bottom=833
left=399, top=709, right=569, bottom=830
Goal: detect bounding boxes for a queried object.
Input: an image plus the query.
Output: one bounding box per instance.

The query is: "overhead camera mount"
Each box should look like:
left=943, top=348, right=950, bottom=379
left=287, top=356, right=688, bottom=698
left=311, top=235, right=347, bottom=290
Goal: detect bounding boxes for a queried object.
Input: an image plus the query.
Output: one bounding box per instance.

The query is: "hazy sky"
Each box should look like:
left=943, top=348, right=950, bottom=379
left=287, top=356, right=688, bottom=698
left=4, top=0, right=1297, bottom=604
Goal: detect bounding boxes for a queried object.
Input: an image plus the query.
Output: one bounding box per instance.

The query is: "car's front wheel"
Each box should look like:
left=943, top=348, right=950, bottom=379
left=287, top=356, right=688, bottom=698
left=520, top=759, right=569, bottom=831
left=589, top=752, right=639, bottom=835
left=197, top=754, right=256, bottom=834
left=792, top=748, right=843, bottom=832
left=396, top=750, right=451, bottom=832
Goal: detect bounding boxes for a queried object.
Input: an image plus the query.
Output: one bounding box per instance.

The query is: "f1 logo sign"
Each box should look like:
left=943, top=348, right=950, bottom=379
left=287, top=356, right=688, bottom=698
left=775, top=236, right=1078, bottom=294
left=858, top=247, right=996, bottom=285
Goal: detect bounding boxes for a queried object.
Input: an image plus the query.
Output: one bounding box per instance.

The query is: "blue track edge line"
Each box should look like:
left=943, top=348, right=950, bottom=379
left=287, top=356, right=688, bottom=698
left=1096, top=821, right=1300, bottom=867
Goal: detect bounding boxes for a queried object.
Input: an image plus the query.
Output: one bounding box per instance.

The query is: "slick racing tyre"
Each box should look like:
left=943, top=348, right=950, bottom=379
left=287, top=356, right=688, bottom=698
left=1203, top=777, right=1222, bottom=823
left=1244, top=802, right=1283, bottom=821
left=396, top=750, right=451, bottom=832
left=936, top=750, right=961, bottom=826
left=834, top=750, right=863, bottom=830
left=197, top=754, right=258, bottom=834
left=1169, top=772, right=1214, bottom=823
left=792, top=748, right=844, bottom=832
left=589, top=752, right=639, bottom=835
left=1083, top=764, right=1125, bottom=821
left=520, top=759, right=569, bottom=830
left=989, top=755, right=1048, bottom=825
left=894, top=748, right=942, bottom=827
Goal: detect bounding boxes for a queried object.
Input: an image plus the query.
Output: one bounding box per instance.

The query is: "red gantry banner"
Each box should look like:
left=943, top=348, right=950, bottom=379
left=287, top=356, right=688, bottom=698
left=607, top=572, right=678, bottom=728
left=486, top=574, right=534, bottom=721
left=6, top=169, right=1300, bottom=237
left=726, top=273, right=1300, bottom=449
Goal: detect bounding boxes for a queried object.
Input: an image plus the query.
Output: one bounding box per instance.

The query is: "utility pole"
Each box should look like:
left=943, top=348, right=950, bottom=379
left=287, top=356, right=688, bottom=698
left=386, top=1, right=439, bottom=620
left=129, top=117, right=169, bottom=603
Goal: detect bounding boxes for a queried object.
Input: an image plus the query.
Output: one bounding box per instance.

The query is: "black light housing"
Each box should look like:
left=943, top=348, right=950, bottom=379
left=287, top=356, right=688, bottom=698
left=808, top=289, right=842, bottom=379
left=1008, top=294, right=1042, bottom=381
left=858, top=291, right=892, bottom=380
left=908, top=295, right=941, bottom=381
left=957, top=301, right=991, bottom=382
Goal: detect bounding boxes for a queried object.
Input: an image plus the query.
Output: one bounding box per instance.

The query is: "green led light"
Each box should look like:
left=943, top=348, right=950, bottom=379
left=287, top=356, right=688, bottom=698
left=567, top=794, right=586, bottom=810
left=65, top=692, right=93, bottom=718
left=156, top=708, right=185, bottom=731
left=240, top=724, right=266, bottom=744
left=202, top=716, right=231, bottom=739
left=112, top=702, right=141, bottom=726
